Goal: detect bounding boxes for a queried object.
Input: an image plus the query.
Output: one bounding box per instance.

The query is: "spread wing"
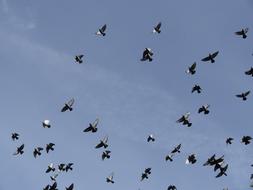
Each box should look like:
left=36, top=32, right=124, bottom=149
left=156, top=22, right=161, bottom=29
left=245, top=90, right=250, bottom=96
left=67, top=98, right=75, bottom=107
left=201, top=55, right=211, bottom=62
left=190, top=62, right=196, bottom=70
left=236, top=94, right=243, bottom=98
left=211, top=51, right=219, bottom=58
left=101, top=24, right=107, bottom=32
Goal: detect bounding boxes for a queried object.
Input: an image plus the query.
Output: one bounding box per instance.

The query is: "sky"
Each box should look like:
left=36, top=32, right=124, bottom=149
left=0, top=0, right=253, bottom=189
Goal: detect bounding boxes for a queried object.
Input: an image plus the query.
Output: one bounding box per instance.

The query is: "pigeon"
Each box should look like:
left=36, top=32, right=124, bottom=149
left=141, top=48, right=153, bottom=62
left=168, top=185, right=177, bottom=190
left=171, top=144, right=181, bottom=154
left=216, top=164, right=228, bottom=178
left=250, top=174, right=253, bottom=180
left=42, top=120, right=51, bottom=128
left=96, top=24, right=107, bottom=36
left=75, top=55, right=84, bottom=64
left=177, top=112, right=192, bottom=127
left=203, top=154, right=216, bottom=166
left=50, top=173, right=59, bottom=181
left=226, top=137, right=234, bottom=145
left=209, top=155, right=224, bottom=166
left=61, top=98, right=75, bottom=112
left=46, top=143, right=55, bottom=153
left=153, top=22, right=162, bottom=33
left=58, top=163, right=66, bottom=171
left=236, top=90, right=250, bottom=101
left=43, top=184, right=50, bottom=190
left=186, top=62, right=197, bottom=75
left=144, top=168, right=151, bottom=175
left=49, top=182, right=58, bottom=190
left=11, top=133, right=19, bottom=141
left=192, top=85, right=202, bottom=93
left=65, top=163, right=73, bottom=172
left=66, top=183, right=74, bottom=190
left=186, top=154, right=197, bottom=164
left=241, top=136, right=252, bottom=145
left=245, top=67, right=253, bottom=76
left=33, top=147, right=43, bottom=158
left=46, top=163, right=55, bottom=173
left=165, top=153, right=174, bottom=162
left=102, top=150, right=111, bottom=160
left=198, top=104, right=210, bottom=114
left=13, top=144, right=24, bottom=155
left=235, top=28, right=249, bottom=39
left=95, top=136, right=109, bottom=149
left=106, top=173, right=114, bottom=183
left=141, top=168, right=151, bottom=181
left=83, top=118, right=99, bottom=133
left=147, top=134, right=155, bottom=142
left=201, top=51, right=219, bottom=63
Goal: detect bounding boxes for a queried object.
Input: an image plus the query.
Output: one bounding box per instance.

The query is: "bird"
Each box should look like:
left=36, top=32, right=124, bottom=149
left=198, top=104, right=210, bottom=114
left=65, top=183, right=74, bottom=190
left=75, top=55, right=84, bottom=64
left=102, top=150, right=111, bottom=160
left=153, top=22, right=162, bottom=33
left=165, top=153, right=174, bottom=162
left=241, top=136, right=252, bottom=145
left=11, top=133, right=19, bottom=141
left=168, top=185, right=177, bottom=190
left=46, top=143, right=55, bottom=153
left=49, top=182, right=58, bottom=190
left=147, top=134, right=155, bottom=142
left=83, top=118, right=99, bottom=133
left=141, top=168, right=151, bottom=181
left=171, top=144, right=181, bottom=154
left=201, top=51, right=219, bottom=63
left=141, top=48, right=153, bottom=62
left=13, top=144, right=24, bottom=155
left=95, top=136, right=109, bottom=149
left=61, top=98, right=75, bottom=112
left=50, top=173, right=59, bottom=181
left=96, top=24, right=107, bottom=36
left=65, top=163, right=74, bottom=172
left=235, top=28, right=249, bottom=39
left=33, top=147, right=43, bottom=158
left=43, top=184, right=50, bottom=190
left=106, top=173, right=114, bottom=183
left=245, top=67, right=253, bottom=76
left=176, top=112, right=192, bottom=127
left=186, top=154, right=197, bottom=164
left=236, top=90, right=250, bottom=101
left=46, top=163, right=55, bottom=173
left=186, top=62, right=197, bottom=75
left=226, top=137, right=234, bottom=145
left=192, top=85, right=202, bottom=93
left=58, top=163, right=66, bottom=171
left=144, top=168, right=151, bottom=175
left=216, top=164, right=228, bottom=178
left=203, top=154, right=216, bottom=166
left=42, top=120, right=51, bottom=128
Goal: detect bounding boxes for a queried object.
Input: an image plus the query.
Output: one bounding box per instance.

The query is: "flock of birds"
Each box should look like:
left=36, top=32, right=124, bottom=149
left=10, top=22, right=253, bottom=190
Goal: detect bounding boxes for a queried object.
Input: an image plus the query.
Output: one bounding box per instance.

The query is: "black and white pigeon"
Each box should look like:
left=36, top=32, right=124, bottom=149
left=235, top=28, right=249, bottom=39
left=61, top=98, right=75, bottom=112
left=65, top=163, right=73, bottom=172
left=95, top=136, right=109, bottom=149
left=11, top=133, right=19, bottom=141
left=177, top=112, right=192, bottom=127
left=168, top=185, right=177, bottom=190
left=102, top=150, right=111, bottom=160
left=65, top=183, right=74, bottom=190
left=201, top=51, right=219, bottom=63
left=192, top=85, right=202, bottom=93
left=186, top=154, right=197, bottom=164
left=153, top=22, right=162, bottom=33
left=226, top=137, right=234, bottom=145
left=241, top=136, right=252, bottom=145
left=186, top=62, right=197, bottom=75
left=83, top=118, right=99, bottom=133
left=106, top=173, right=114, bottom=183
left=33, top=147, right=43, bottom=158
left=96, top=24, right=107, bottom=36
left=141, top=48, right=153, bottom=62
left=42, top=120, right=51, bottom=128
left=236, top=90, right=250, bottom=101
left=198, top=104, right=210, bottom=114
left=46, top=163, right=55, bottom=173
left=46, top=143, right=55, bottom=153
left=147, top=134, right=155, bottom=142
left=75, top=55, right=84, bottom=64
left=13, top=144, right=24, bottom=155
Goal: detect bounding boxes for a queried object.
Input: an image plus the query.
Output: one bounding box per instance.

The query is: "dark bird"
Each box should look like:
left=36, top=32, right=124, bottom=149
left=95, top=136, right=109, bottom=149
left=165, top=153, right=174, bottom=162
left=141, top=48, right=153, bottom=62
left=241, top=136, right=252, bottom=145
left=75, top=55, right=84, bottom=64
left=96, top=24, right=107, bottom=36
left=50, top=173, right=58, bottom=182
left=106, top=173, right=114, bottom=183
left=11, top=133, right=19, bottom=141
left=208, top=155, right=224, bottom=166
left=46, top=163, right=55, bottom=173
left=153, top=22, right=162, bottom=33
left=66, top=183, right=74, bottom=190
left=186, top=154, right=197, bottom=164
left=58, top=163, right=66, bottom=171
left=226, top=137, right=234, bottom=145
left=201, top=51, right=219, bottom=63
left=13, top=144, right=24, bottom=155
left=245, top=67, right=253, bottom=76
left=43, top=185, right=50, bottom=190
left=61, top=98, right=75, bottom=112
left=198, top=104, right=210, bottom=114
left=186, top=62, right=197, bottom=75
left=236, top=90, right=250, bottom=101
left=171, top=144, right=181, bottom=154
left=46, top=143, right=55, bottom=153
left=33, top=147, right=43, bottom=158
left=176, top=112, right=192, bottom=127
left=42, top=120, right=51, bottom=128
left=49, top=182, right=58, bottom=190
left=216, top=164, right=228, bottom=178
left=203, top=154, right=216, bottom=166
left=147, top=134, right=155, bottom=142
left=235, top=28, right=249, bottom=39
left=83, top=118, right=99, bottom=133
left=141, top=172, right=149, bottom=181
left=250, top=174, right=253, bottom=180
left=65, top=163, right=73, bottom=172
left=192, top=85, right=202, bottom=93
left=144, top=168, right=151, bottom=175
left=168, top=185, right=177, bottom=190
left=102, top=150, right=111, bottom=160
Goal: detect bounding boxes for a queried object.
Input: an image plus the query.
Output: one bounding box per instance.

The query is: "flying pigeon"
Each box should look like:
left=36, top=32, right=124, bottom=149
left=235, top=28, right=249, bottom=39
left=13, top=144, right=24, bottom=155
left=201, top=51, right=219, bottom=63
left=83, top=118, right=99, bottom=133
left=147, top=134, right=155, bottom=142
left=168, top=185, right=177, bottom=190
left=65, top=163, right=73, bottom=172
left=165, top=153, right=174, bottom=162
left=106, top=173, right=114, bottom=183
left=75, top=55, right=84, bottom=64
left=65, top=183, right=74, bottom=190
left=141, top=48, right=153, bottom=62
left=49, top=182, right=58, bottom=190
left=141, top=168, right=151, bottom=181
left=192, top=85, right=202, bottom=93
left=186, top=62, right=197, bottom=75
left=245, top=67, right=253, bottom=76
left=177, top=112, right=192, bottom=127
left=236, top=90, right=250, bottom=101
left=61, top=98, right=75, bottom=112
left=50, top=173, right=59, bottom=181
left=186, top=154, right=197, bottom=164
left=46, top=163, right=55, bottom=173
left=42, top=120, right=51, bottom=128
left=153, top=22, right=162, bottom=33
left=171, top=144, right=181, bottom=154
left=33, top=147, right=43, bottom=158
left=95, top=136, right=109, bottom=149
left=58, top=163, right=66, bottom=171
left=102, top=150, right=111, bottom=160
left=241, top=136, right=252, bottom=145
left=46, top=143, right=55, bottom=153
left=226, top=137, right=234, bottom=145
left=11, top=133, right=19, bottom=141
left=203, top=154, right=216, bottom=166
left=216, top=164, right=228, bottom=178
left=96, top=24, right=107, bottom=36
left=198, top=104, right=210, bottom=114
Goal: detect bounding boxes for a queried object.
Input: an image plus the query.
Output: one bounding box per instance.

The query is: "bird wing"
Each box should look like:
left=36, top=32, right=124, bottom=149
left=236, top=94, right=243, bottom=98
left=201, top=55, right=211, bottom=62
left=211, top=51, right=219, bottom=58
left=61, top=105, right=68, bottom=112
left=176, top=116, right=184, bottom=123
left=245, top=90, right=251, bottom=96
left=156, top=22, right=161, bottom=29
left=191, top=62, right=196, bottom=69
left=235, top=30, right=243, bottom=35
left=83, top=126, right=92, bottom=132
left=67, top=98, right=75, bottom=107
left=101, top=24, right=107, bottom=32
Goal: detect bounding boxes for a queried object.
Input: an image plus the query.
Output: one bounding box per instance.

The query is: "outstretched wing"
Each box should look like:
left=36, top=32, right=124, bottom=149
left=67, top=98, right=75, bottom=107
left=201, top=55, right=211, bottom=62
left=245, top=90, right=251, bottom=96
left=211, top=51, right=219, bottom=59
left=101, top=24, right=107, bottom=32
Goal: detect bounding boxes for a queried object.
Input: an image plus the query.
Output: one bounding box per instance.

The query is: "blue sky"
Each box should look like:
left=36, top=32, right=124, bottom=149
left=0, top=0, right=253, bottom=189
